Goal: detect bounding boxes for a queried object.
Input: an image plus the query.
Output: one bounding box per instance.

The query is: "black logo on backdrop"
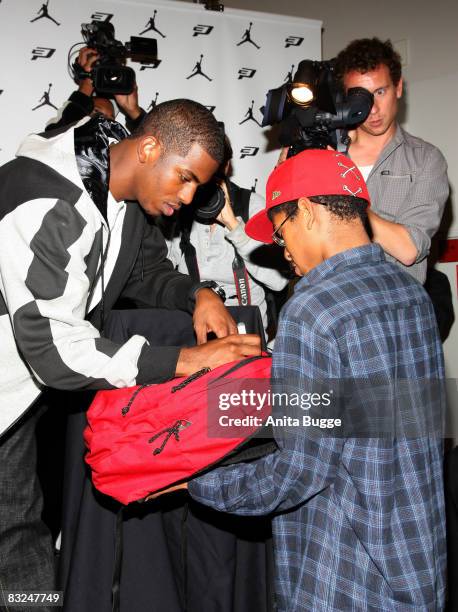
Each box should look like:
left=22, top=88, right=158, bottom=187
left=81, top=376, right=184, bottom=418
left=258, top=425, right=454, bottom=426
left=0, top=90, right=3, bottom=95
left=31, top=47, right=56, bottom=60
left=186, top=55, right=212, bottom=81
left=139, top=60, right=162, bottom=71
left=205, top=105, right=216, bottom=113
left=147, top=92, right=159, bottom=110
left=239, top=101, right=262, bottom=126
left=238, top=68, right=256, bottom=80
left=140, top=10, right=166, bottom=38
left=30, top=1, right=60, bottom=26
left=250, top=178, right=258, bottom=193
left=32, top=83, right=57, bottom=111
left=285, top=36, right=304, bottom=48
left=237, top=22, right=260, bottom=49
left=240, top=146, right=259, bottom=159
left=91, top=12, right=114, bottom=23
left=193, top=25, right=214, bottom=37
left=284, top=64, right=295, bottom=83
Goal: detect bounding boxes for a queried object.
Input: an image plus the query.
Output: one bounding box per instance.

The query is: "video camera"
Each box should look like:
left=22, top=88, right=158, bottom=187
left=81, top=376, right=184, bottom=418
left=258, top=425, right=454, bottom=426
left=71, top=21, right=158, bottom=95
left=261, top=60, right=374, bottom=156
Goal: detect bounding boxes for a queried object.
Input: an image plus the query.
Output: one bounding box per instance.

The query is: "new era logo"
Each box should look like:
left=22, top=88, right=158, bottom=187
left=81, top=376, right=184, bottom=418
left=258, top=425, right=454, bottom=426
left=272, top=191, right=281, bottom=201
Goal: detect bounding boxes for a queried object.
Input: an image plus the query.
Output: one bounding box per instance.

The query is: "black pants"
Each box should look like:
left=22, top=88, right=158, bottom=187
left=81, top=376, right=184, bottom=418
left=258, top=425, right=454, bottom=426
left=0, top=402, right=55, bottom=611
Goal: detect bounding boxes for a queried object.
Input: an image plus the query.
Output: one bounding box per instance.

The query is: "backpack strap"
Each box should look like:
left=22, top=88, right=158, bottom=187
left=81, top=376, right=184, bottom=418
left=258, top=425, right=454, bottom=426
left=228, top=182, right=252, bottom=306
left=111, top=505, right=124, bottom=612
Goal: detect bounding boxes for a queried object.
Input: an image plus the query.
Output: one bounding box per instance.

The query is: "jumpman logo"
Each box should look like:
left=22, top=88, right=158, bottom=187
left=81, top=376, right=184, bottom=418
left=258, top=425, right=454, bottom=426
left=30, top=1, right=60, bottom=26
left=186, top=55, right=212, bottom=81
left=284, top=64, right=295, bottom=83
left=139, top=10, right=166, bottom=38
left=251, top=178, right=258, bottom=193
left=32, top=83, right=57, bottom=111
left=239, top=100, right=262, bottom=126
left=236, top=22, right=260, bottom=49
left=148, top=92, right=159, bottom=111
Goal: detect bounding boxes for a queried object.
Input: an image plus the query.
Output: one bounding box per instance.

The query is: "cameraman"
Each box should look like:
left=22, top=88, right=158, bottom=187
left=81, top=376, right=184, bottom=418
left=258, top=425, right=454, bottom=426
left=164, top=138, right=289, bottom=335
left=46, top=47, right=146, bottom=132
left=334, top=38, right=449, bottom=286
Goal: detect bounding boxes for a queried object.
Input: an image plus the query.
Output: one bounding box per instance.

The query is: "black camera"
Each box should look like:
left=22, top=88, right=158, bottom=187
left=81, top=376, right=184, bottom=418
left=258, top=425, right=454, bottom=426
left=262, top=60, right=374, bottom=155
left=192, top=175, right=227, bottom=221
left=72, top=21, right=158, bottom=95
left=191, top=122, right=231, bottom=221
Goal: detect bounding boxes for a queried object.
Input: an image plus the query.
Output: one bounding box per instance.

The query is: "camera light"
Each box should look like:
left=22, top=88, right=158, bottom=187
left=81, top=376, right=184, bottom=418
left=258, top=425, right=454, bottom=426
left=290, top=84, right=314, bottom=105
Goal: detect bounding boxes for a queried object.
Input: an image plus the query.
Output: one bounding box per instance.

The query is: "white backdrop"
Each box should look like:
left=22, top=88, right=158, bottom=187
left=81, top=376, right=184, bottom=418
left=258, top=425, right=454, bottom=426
left=0, top=0, right=321, bottom=194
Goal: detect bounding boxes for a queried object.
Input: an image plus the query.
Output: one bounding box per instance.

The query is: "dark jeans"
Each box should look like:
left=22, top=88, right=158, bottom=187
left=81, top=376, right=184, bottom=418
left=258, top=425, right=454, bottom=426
left=0, top=402, right=55, bottom=611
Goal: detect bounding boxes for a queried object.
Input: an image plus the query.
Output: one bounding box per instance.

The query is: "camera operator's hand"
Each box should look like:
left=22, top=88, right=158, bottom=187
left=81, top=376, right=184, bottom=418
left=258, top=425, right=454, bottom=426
left=193, top=288, right=238, bottom=344
left=76, top=46, right=99, bottom=96
left=276, top=146, right=289, bottom=166
left=175, top=334, right=261, bottom=377
left=114, top=84, right=142, bottom=121
left=216, top=181, right=239, bottom=231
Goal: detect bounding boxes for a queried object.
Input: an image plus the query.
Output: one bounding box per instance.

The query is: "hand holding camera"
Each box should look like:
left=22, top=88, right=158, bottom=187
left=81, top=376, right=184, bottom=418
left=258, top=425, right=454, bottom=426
left=70, top=21, right=158, bottom=96
left=76, top=47, right=99, bottom=96
left=114, top=84, right=143, bottom=122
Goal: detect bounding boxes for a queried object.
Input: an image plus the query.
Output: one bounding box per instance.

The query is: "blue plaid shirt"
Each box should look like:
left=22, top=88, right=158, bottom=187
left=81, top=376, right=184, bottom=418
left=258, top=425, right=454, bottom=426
left=189, top=244, right=446, bottom=611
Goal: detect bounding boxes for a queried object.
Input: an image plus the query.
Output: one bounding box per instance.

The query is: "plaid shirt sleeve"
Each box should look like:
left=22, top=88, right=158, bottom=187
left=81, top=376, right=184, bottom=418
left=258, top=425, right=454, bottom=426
left=189, top=315, right=343, bottom=515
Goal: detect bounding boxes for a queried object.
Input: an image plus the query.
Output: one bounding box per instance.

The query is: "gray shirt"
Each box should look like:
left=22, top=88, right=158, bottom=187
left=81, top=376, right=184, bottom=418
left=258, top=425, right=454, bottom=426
left=363, top=125, right=449, bottom=284
left=166, top=192, right=288, bottom=330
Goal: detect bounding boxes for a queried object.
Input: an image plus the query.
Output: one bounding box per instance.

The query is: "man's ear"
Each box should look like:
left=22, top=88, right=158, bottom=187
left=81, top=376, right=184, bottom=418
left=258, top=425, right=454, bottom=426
left=396, top=77, right=403, bottom=99
left=137, top=136, right=162, bottom=164
left=297, top=197, right=315, bottom=230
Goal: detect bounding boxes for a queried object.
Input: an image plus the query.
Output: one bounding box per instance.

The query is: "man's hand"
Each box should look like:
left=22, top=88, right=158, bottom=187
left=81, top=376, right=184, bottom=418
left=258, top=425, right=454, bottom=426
left=146, top=482, right=188, bottom=501
left=114, top=84, right=142, bottom=121
left=193, top=288, right=238, bottom=344
left=76, top=47, right=99, bottom=96
left=176, top=333, right=261, bottom=377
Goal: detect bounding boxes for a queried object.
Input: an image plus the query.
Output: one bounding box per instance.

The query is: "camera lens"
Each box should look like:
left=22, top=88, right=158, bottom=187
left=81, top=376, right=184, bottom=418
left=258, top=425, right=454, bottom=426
left=104, top=69, right=123, bottom=84
left=93, top=65, right=135, bottom=95
left=194, top=183, right=226, bottom=220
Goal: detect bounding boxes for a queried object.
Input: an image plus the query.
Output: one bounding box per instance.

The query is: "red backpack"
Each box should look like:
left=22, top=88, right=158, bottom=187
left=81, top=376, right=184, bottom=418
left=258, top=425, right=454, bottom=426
left=84, top=355, right=273, bottom=505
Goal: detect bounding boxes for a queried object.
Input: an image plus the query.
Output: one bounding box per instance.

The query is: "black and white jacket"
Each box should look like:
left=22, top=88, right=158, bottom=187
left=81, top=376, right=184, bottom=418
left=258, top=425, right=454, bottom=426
left=0, top=117, right=196, bottom=436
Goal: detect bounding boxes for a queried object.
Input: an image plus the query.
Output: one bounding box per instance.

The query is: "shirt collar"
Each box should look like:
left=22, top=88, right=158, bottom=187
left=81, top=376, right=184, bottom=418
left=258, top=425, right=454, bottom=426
left=295, top=243, right=386, bottom=290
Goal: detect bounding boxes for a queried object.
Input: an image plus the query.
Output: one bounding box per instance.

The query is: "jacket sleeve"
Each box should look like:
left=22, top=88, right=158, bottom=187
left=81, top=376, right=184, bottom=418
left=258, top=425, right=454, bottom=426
left=225, top=192, right=289, bottom=291
left=45, top=91, right=94, bottom=132
left=0, top=198, right=185, bottom=391
left=392, top=144, right=448, bottom=263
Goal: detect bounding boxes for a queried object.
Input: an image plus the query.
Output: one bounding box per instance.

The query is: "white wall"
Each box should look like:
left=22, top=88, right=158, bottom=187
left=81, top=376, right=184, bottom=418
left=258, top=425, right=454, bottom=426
left=0, top=0, right=320, bottom=193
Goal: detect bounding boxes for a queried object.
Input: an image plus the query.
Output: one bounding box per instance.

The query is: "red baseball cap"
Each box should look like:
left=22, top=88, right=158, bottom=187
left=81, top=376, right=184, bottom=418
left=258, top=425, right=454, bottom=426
left=245, top=149, right=370, bottom=244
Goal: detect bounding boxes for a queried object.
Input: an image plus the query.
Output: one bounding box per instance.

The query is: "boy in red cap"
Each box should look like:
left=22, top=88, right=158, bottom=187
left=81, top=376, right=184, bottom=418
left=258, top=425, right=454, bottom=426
left=182, top=149, right=445, bottom=610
